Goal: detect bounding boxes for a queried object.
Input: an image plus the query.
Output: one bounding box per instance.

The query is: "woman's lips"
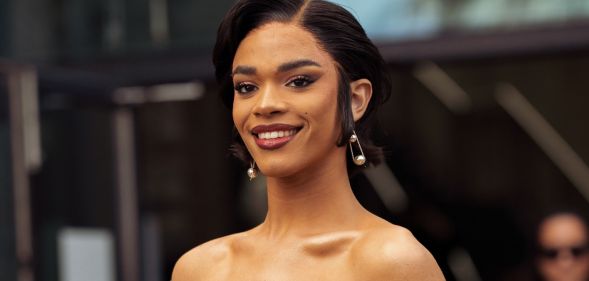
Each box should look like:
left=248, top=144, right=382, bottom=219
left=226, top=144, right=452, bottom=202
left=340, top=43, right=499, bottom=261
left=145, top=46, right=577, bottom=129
left=251, top=124, right=301, bottom=150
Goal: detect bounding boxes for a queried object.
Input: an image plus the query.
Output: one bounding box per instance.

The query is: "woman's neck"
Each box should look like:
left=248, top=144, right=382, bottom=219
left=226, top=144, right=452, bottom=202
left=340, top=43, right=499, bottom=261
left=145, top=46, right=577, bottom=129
left=259, top=152, right=368, bottom=240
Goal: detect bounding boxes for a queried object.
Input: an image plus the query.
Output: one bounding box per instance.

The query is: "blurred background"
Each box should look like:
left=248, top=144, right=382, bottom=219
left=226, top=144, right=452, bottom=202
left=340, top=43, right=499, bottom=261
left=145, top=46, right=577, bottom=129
left=1, top=0, right=589, bottom=280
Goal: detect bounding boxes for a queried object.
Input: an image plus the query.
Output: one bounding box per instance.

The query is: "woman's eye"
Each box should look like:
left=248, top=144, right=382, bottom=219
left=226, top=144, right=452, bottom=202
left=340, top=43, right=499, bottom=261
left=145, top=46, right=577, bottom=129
left=286, top=76, right=314, bottom=88
left=234, top=83, right=257, bottom=94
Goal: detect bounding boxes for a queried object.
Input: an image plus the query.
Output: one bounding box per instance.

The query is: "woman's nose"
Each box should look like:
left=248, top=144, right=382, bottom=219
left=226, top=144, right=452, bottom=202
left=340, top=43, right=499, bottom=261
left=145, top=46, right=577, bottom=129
left=253, top=85, right=286, bottom=117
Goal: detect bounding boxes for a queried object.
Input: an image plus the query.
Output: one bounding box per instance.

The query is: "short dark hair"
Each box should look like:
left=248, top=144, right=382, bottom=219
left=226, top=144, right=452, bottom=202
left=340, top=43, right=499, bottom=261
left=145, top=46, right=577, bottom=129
left=213, top=0, right=391, bottom=174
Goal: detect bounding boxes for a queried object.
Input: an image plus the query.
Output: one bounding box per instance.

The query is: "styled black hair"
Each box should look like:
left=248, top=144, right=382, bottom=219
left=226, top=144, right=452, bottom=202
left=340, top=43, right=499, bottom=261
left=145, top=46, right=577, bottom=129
left=213, top=0, right=391, bottom=174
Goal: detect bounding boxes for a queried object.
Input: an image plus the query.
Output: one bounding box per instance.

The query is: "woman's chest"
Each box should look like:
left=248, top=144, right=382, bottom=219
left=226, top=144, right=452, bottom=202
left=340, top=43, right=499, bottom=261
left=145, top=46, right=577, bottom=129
left=210, top=244, right=362, bottom=281
left=224, top=253, right=357, bottom=281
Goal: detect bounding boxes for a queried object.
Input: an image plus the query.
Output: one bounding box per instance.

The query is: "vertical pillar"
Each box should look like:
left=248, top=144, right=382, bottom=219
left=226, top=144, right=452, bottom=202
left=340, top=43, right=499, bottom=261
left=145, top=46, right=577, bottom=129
left=113, top=107, right=140, bottom=281
left=6, top=65, right=40, bottom=281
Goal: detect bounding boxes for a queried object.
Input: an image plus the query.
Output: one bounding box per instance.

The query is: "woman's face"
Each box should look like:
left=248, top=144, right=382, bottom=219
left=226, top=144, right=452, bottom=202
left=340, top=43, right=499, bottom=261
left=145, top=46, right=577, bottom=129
left=537, top=214, right=589, bottom=281
left=231, top=22, right=344, bottom=178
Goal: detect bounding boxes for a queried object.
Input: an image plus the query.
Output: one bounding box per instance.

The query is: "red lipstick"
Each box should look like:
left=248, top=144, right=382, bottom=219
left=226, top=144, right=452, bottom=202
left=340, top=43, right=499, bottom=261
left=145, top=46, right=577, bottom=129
left=251, top=124, right=301, bottom=150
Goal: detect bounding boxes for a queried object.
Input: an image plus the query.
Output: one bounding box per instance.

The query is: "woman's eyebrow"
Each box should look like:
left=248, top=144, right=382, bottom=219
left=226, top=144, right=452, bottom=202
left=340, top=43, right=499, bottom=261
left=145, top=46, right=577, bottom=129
left=277, top=59, right=321, bottom=73
left=232, top=65, right=256, bottom=76
left=232, top=59, right=321, bottom=77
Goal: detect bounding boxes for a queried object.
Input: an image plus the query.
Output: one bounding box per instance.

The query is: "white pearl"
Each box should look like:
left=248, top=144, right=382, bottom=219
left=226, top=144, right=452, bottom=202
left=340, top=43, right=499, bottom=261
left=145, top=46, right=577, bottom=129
left=247, top=168, right=257, bottom=180
left=350, top=134, right=358, bottom=143
left=353, top=155, right=366, bottom=166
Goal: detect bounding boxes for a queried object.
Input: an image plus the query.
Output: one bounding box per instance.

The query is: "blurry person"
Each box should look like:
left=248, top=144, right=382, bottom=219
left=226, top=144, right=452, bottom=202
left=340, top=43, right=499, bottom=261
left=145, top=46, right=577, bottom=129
left=536, top=212, right=589, bottom=281
left=172, top=0, right=444, bottom=280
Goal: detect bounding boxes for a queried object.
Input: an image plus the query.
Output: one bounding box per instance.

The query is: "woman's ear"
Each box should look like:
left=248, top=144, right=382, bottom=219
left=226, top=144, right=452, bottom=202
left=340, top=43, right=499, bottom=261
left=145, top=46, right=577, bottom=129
left=350, top=78, right=373, bottom=122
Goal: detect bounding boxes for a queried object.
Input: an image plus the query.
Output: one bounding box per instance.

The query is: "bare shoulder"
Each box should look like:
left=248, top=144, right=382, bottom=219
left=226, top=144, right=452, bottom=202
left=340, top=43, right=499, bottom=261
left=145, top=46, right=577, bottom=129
left=171, top=234, right=237, bottom=281
left=352, top=222, right=445, bottom=280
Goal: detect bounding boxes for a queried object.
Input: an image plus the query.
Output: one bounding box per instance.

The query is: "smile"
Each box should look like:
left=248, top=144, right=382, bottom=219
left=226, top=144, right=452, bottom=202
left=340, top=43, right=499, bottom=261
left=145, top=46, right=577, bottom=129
left=251, top=124, right=302, bottom=150
left=258, top=129, right=297, bottom=140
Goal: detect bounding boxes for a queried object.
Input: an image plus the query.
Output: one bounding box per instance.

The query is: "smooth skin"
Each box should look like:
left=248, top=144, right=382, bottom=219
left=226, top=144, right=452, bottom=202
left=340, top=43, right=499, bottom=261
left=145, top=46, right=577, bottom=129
left=172, top=22, right=445, bottom=281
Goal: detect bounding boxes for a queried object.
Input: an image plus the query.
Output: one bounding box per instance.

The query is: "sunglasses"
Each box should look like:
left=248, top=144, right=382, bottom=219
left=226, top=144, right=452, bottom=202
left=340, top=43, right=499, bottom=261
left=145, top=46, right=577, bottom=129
left=540, top=245, right=589, bottom=260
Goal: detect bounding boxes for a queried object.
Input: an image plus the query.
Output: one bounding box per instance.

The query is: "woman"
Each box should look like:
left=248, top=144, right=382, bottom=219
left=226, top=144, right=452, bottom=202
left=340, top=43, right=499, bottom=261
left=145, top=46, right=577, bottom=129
left=173, top=0, right=444, bottom=280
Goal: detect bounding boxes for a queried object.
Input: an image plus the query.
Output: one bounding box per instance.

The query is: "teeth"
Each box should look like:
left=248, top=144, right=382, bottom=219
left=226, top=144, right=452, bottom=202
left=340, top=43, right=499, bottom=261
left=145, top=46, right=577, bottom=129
left=258, top=129, right=297, bottom=140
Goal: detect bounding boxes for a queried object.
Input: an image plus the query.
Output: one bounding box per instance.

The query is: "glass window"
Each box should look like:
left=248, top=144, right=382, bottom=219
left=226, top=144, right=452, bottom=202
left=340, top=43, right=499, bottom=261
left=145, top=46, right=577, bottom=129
left=332, top=0, right=589, bottom=41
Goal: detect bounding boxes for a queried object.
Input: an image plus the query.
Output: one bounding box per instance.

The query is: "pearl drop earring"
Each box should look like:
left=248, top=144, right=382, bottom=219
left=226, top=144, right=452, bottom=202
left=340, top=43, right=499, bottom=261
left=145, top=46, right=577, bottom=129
left=247, top=161, right=257, bottom=180
left=349, top=131, right=366, bottom=166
